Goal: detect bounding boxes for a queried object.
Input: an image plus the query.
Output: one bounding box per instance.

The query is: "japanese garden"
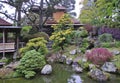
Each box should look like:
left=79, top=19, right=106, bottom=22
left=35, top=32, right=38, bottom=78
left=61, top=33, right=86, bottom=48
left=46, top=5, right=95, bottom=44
left=0, top=0, right=120, bottom=83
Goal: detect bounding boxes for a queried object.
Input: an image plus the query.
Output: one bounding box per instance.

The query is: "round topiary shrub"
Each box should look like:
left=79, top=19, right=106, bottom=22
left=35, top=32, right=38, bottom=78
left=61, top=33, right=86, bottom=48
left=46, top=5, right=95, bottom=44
left=98, top=33, right=113, bottom=42
left=16, top=50, right=46, bottom=79
left=19, top=37, right=48, bottom=56
left=32, top=32, right=49, bottom=40
left=86, top=48, right=113, bottom=65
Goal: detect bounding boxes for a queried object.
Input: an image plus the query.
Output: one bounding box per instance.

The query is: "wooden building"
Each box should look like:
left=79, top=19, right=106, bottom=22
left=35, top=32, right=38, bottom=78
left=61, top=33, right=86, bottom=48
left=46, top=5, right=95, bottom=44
left=0, top=18, right=21, bottom=58
left=30, top=5, right=85, bottom=35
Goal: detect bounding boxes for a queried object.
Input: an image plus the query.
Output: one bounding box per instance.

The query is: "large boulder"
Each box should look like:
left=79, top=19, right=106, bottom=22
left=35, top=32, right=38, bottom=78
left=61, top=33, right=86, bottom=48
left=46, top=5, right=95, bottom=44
left=41, top=64, right=52, bottom=75
left=101, top=62, right=117, bottom=73
left=112, top=50, right=120, bottom=55
left=88, top=69, right=110, bottom=81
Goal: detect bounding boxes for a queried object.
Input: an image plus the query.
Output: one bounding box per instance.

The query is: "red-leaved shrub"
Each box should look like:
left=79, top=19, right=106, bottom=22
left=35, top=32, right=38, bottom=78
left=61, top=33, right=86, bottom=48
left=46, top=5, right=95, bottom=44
left=86, top=48, right=113, bottom=65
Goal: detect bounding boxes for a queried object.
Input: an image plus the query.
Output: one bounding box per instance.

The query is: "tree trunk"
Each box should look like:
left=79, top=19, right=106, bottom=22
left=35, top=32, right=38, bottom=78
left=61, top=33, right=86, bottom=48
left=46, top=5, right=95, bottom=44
left=39, top=0, right=43, bottom=32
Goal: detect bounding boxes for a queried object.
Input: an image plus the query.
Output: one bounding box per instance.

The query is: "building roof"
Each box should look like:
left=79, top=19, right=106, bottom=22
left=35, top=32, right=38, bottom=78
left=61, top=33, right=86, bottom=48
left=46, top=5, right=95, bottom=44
left=0, top=18, right=12, bottom=26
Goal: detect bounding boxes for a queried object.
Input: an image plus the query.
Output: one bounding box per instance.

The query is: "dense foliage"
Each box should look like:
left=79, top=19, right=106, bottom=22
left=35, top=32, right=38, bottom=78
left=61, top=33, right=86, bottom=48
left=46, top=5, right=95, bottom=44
left=16, top=50, right=46, bottom=79
left=50, top=14, right=73, bottom=50
left=20, top=37, right=48, bottom=56
left=98, top=33, right=113, bottom=42
left=71, top=28, right=89, bottom=53
left=99, top=27, right=120, bottom=40
left=86, top=48, right=113, bottom=65
left=80, top=0, right=120, bottom=28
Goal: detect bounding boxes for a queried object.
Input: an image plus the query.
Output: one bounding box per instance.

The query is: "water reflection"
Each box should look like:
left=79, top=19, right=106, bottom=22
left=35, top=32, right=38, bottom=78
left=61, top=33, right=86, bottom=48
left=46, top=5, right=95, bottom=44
left=42, top=76, right=52, bottom=83
left=68, top=74, right=82, bottom=83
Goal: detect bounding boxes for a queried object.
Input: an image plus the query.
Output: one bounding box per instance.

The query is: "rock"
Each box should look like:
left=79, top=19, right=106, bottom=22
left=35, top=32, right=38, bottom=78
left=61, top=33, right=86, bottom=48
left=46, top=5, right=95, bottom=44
left=101, top=62, right=117, bottom=72
left=72, top=62, right=83, bottom=73
left=66, top=58, right=73, bottom=65
left=47, top=54, right=57, bottom=63
left=41, top=64, right=52, bottom=75
left=68, top=74, right=83, bottom=83
left=5, top=61, right=20, bottom=70
left=72, top=62, right=79, bottom=68
left=73, top=66, right=83, bottom=73
left=58, top=55, right=66, bottom=63
left=86, top=50, right=91, bottom=53
left=82, top=58, right=87, bottom=62
left=70, top=49, right=77, bottom=55
left=73, top=56, right=82, bottom=63
left=88, top=69, right=110, bottom=81
left=77, top=49, right=81, bottom=53
left=112, top=50, right=120, bottom=55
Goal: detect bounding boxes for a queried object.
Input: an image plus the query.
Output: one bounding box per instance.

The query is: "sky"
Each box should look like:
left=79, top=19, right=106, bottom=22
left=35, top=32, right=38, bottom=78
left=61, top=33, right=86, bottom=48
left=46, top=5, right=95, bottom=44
left=0, top=0, right=83, bottom=22
left=74, top=0, right=83, bottom=18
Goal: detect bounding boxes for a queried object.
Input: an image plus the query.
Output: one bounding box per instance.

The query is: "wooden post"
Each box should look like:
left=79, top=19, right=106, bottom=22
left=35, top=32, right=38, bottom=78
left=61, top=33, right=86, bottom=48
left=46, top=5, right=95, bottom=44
left=2, top=29, right=6, bottom=59
left=13, top=31, right=20, bottom=61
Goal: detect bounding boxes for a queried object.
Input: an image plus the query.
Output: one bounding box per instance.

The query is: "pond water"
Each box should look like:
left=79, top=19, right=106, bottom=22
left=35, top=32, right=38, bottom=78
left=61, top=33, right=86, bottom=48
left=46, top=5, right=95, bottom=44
left=0, top=63, right=120, bottom=83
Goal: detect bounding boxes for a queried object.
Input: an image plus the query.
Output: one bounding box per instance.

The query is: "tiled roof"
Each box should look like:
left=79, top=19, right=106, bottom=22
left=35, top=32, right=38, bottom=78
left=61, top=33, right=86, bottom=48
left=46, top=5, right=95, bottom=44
left=0, top=18, right=12, bottom=26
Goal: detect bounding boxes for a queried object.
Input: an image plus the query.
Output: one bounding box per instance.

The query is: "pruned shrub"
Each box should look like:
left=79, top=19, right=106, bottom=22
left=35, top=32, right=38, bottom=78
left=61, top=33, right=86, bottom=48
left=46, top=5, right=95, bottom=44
left=98, top=33, right=113, bottom=42
left=19, top=37, right=48, bottom=56
left=86, top=48, right=113, bottom=65
left=31, top=32, right=49, bottom=40
left=50, top=14, right=73, bottom=51
left=16, top=50, right=46, bottom=79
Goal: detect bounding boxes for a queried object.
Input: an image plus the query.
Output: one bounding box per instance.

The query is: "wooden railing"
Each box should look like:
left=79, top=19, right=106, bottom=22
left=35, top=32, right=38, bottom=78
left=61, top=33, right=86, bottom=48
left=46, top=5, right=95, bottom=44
left=0, top=43, right=15, bottom=52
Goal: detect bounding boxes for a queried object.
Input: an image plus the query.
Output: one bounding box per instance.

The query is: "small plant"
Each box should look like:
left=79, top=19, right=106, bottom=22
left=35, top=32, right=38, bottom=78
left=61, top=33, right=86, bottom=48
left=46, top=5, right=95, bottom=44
left=16, top=50, right=46, bottom=79
left=0, top=58, right=9, bottom=64
left=113, top=55, right=120, bottom=73
left=98, top=33, right=113, bottom=42
left=86, top=48, right=113, bottom=65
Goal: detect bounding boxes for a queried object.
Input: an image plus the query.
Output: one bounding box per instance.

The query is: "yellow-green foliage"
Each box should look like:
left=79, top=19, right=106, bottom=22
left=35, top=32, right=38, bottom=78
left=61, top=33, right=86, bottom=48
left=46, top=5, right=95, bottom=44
left=50, top=14, right=73, bottom=50
left=20, top=37, right=48, bottom=56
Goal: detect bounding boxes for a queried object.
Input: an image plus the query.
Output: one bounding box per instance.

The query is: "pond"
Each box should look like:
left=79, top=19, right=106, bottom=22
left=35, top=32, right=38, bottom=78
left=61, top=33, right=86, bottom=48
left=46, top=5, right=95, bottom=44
left=0, top=63, right=120, bottom=83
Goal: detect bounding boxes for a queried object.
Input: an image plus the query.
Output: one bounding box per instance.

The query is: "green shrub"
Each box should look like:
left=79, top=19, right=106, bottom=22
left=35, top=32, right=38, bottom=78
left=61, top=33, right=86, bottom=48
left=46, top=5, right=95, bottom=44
left=101, top=41, right=120, bottom=48
left=79, top=38, right=89, bottom=53
left=31, top=32, right=49, bottom=40
left=98, top=33, right=113, bottom=42
left=0, top=58, right=9, bottom=64
left=101, top=42, right=111, bottom=48
left=78, top=59, right=90, bottom=69
left=50, top=14, right=73, bottom=50
left=20, top=37, right=48, bottom=56
left=115, top=41, right=120, bottom=48
left=16, top=50, right=46, bottom=79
